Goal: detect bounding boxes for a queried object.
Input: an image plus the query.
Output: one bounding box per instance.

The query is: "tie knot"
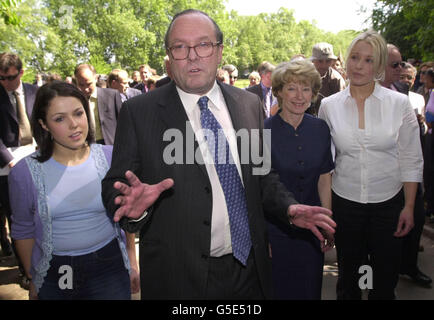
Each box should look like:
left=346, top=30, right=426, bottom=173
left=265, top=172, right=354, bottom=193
left=13, top=91, right=19, bottom=97
left=198, top=96, right=209, bottom=111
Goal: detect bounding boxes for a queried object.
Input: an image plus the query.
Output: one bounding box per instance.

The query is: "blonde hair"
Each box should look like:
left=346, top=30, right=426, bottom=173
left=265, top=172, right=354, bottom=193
left=271, top=59, right=321, bottom=107
left=345, top=30, right=387, bottom=82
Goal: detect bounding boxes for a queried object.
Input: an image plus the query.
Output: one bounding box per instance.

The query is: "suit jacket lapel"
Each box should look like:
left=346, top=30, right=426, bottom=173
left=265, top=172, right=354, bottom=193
left=0, top=85, right=18, bottom=123
left=22, top=83, right=32, bottom=118
left=156, top=82, right=208, bottom=179
left=97, top=87, right=109, bottom=119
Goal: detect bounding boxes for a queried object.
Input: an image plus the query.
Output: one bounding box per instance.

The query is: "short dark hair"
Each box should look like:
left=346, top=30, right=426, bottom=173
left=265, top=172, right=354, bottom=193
left=31, top=81, right=95, bottom=162
left=0, top=52, right=23, bottom=73
left=164, top=9, right=223, bottom=49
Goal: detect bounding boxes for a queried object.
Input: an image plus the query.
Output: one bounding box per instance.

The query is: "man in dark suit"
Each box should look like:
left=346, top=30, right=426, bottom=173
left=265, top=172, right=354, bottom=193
left=246, top=61, right=277, bottom=119
left=101, top=9, right=336, bottom=300
left=0, top=52, right=37, bottom=262
left=134, top=64, right=152, bottom=93
left=74, top=64, right=122, bottom=145
left=381, top=45, right=432, bottom=288
left=107, top=69, right=141, bottom=103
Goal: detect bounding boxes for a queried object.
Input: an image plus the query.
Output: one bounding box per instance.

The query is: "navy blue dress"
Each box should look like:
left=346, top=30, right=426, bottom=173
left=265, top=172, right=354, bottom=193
left=264, top=112, right=334, bottom=300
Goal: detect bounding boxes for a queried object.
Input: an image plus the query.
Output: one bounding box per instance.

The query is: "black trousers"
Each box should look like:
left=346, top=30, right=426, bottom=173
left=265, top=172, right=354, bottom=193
left=423, top=133, right=434, bottom=215
left=401, top=185, right=425, bottom=274
left=205, top=250, right=264, bottom=300
left=333, top=191, right=404, bottom=300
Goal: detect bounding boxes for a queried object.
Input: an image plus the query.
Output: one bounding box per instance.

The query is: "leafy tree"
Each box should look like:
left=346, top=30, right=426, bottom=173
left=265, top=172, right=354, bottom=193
left=372, top=0, right=434, bottom=61
left=0, top=0, right=363, bottom=80
left=1, top=0, right=22, bottom=25
left=0, top=0, right=62, bottom=81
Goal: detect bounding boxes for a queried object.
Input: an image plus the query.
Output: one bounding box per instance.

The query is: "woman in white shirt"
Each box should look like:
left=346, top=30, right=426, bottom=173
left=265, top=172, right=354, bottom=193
left=318, top=31, right=423, bottom=300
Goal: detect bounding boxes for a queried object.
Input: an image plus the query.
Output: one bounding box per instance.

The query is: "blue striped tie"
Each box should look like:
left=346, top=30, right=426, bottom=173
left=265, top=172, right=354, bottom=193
left=198, top=96, right=252, bottom=266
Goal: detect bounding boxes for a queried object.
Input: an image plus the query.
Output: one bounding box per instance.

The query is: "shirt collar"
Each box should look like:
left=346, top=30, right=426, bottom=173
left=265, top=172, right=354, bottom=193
left=344, top=81, right=385, bottom=101
left=90, top=88, right=98, bottom=100
left=176, top=81, right=222, bottom=113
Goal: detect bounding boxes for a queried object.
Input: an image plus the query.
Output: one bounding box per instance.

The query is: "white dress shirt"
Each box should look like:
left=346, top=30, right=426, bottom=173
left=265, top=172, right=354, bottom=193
left=177, top=81, right=243, bottom=257
left=318, top=82, right=423, bottom=204
left=409, top=91, right=426, bottom=115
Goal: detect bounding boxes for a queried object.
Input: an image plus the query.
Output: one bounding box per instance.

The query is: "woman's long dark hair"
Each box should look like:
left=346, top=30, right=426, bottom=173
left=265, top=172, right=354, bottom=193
left=31, top=81, right=95, bottom=162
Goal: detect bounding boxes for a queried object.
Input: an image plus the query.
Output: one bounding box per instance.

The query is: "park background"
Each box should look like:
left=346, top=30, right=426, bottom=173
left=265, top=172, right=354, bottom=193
left=1, top=0, right=433, bottom=83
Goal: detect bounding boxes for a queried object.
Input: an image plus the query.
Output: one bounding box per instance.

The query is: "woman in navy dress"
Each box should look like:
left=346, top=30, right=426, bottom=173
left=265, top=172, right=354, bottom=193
left=265, top=59, right=335, bottom=299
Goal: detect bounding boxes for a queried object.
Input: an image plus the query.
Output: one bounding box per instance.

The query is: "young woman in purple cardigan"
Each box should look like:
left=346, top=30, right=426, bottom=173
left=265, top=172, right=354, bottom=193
left=8, top=81, right=139, bottom=299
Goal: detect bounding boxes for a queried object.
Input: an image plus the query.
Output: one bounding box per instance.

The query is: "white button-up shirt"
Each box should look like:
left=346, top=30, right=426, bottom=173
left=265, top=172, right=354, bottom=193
left=177, top=82, right=243, bottom=257
left=318, top=82, right=423, bottom=204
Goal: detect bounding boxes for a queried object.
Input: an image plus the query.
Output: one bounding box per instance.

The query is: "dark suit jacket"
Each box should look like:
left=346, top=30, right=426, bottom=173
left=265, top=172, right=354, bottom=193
left=246, top=84, right=264, bottom=102
left=122, top=87, right=141, bottom=102
left=134, top=82, right=148, bottom=94
left=102, top=81, right=297, bottom=299
left=0, top=83, right=38, bottom=167
left=246, top=84, right=268, bottom=118
left=96, top=87, right=122, bottom=145
left=156, top=76, right=172, bottom=88
left=392, top=81, right=409, bottom=95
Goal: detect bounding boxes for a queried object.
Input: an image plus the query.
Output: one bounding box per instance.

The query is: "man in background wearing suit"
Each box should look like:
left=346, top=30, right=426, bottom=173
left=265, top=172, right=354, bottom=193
left=382, top=45, right=432, bottom=288
left=74, top=64, right=122, bottom=145
left=134, top=64, right=152, bottom=94
left=246, top=61, right=277, bottom=119
left=102, top=9, right=335, bottom=300
left=107, top=69, right=142, bottom=103
left=0, top=53, right=37, bottom=280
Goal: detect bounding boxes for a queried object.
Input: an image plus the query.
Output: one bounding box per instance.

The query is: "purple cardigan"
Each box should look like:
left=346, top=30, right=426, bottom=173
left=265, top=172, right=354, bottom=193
left=8, top=144, right=129, bottom=292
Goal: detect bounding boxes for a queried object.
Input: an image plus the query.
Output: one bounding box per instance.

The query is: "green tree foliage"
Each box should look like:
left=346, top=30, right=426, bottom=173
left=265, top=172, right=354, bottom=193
left=372, top=0, right=434, bottom=61
left=0, top=0, right=361, bottom=79
left=0, top=0, right=62, bottom=82
left=1, top=0, right=22, bottom=25
left=227, top=8, right=358, bottom=73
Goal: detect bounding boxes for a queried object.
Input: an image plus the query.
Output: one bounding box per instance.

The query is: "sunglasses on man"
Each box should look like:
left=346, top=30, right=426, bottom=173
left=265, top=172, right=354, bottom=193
left=0, top=73, right=20, bottom=81
left=391, top=62, right=405, bottom=69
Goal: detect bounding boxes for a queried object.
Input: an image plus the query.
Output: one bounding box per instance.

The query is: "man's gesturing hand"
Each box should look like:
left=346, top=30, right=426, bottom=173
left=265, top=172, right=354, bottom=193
left=288, top=204, right=336, bottom=243
left=113, top=170, right=174, bottom=222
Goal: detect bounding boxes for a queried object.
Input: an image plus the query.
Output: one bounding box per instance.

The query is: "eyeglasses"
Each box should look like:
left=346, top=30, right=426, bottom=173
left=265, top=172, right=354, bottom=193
left=168, top=42, right=221, bottom=60
left=391, top=62, right=405, bottom=69
left=0, top=73, right=20, bottom=81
